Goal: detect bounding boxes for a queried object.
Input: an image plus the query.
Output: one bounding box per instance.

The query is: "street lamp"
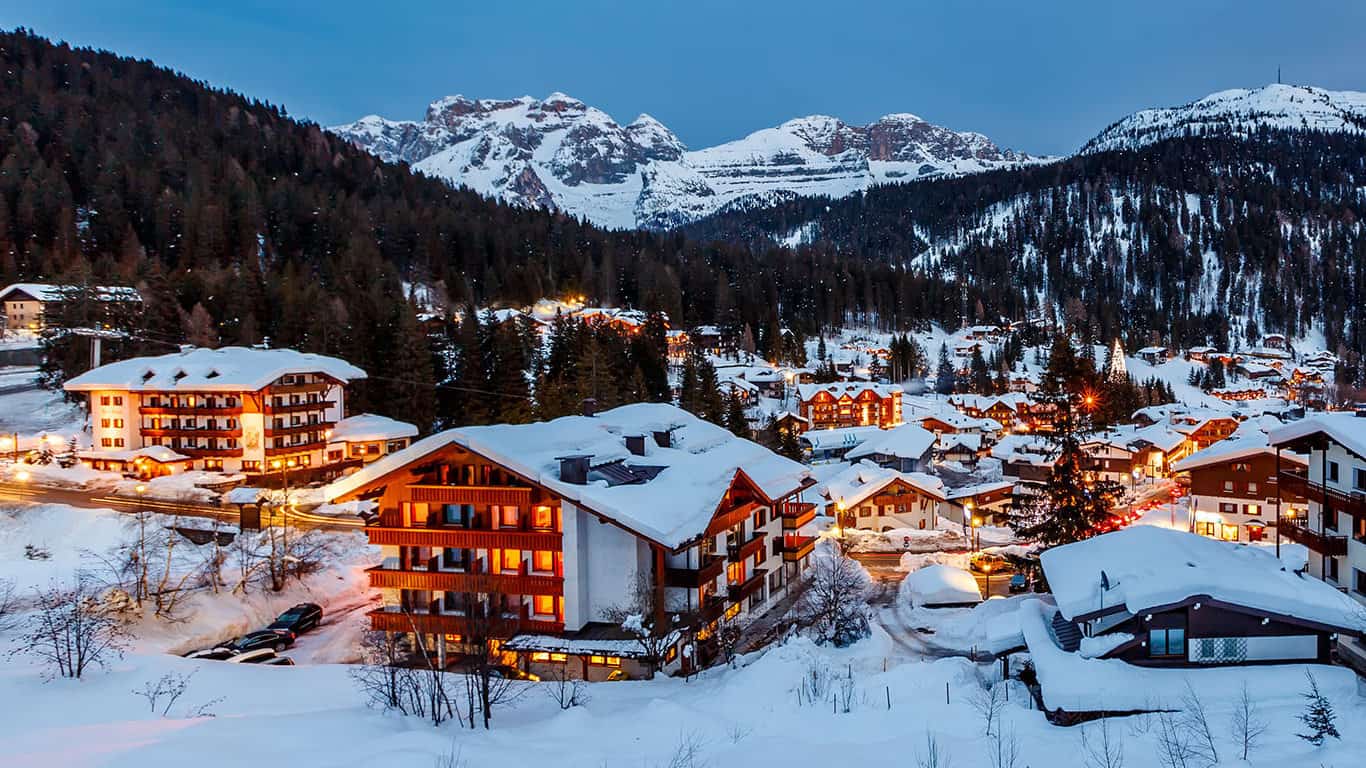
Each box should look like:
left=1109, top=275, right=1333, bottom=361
left=982, top=561, right=993, bottom=598
left=15, top=469, right=30, bottom=482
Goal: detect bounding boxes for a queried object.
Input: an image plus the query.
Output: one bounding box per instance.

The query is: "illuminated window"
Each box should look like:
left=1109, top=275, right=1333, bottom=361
left=499, top=549, right=521, bottom=572
left=531, top=652, right=550, bottom=662
left=532, top=505, right=554, bottom=530
left=550, top=653, right=567, bottom=663
left=724, top=603, right=741, bottom=621
left=533, top=550, right=554, bottom=573
left=443, top=634, right=463, bottom=643
left=497, top=506, right=519, bottom=527
left=534, top=594, right=555, bottom=616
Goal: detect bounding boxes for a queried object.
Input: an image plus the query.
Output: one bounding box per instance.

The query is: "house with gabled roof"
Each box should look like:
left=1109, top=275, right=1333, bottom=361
left=324, top=403, right=816, bottom=678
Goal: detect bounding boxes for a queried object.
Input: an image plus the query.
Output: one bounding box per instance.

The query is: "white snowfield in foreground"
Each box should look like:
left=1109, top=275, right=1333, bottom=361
left=1, top=502, right=1364, bottom=767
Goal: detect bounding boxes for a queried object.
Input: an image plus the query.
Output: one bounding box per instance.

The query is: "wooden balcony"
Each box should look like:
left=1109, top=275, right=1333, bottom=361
left=782, top=534, right=817, bottom=561
left=727, top=531, right=767, bottom=562
left=268, top=381, right=331, bottom=396
left=265, top=440, right=326, bottom=456
left=1278, top=520, right=1348, bottom=557
left=408, top=485, right=534, bottom=506
left=1279, top=469, right=1366, bottom=518
left=366, top=525, right=562, bottom=551
left=367, top=566, right=563, bottom=595
left=368, top=608, right=562, bottom=636
left=265, top=423, right=331, bottom=438
left=139, top=405, right=242, bottom=416
left=782, top=501, right=817, bottom=530
left=177, top=446, right=240, bottom=458
left=727, top=569, right=767, bottom=601
left=266, top=400, right=335, bottom=414
left=706, top=501, right=762, bottom=536
left=141, top=427, right=243, bottom=439
left=664, top=554, right=725, bottom=588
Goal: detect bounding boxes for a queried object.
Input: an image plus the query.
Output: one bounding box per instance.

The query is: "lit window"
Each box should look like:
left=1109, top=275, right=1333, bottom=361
left=550, top=653, right=567, bottom=663
left=534, top=595, right=555, bottom=616
left=533, top=550, right=554, bottom=573
left=531, top=652, right=551, bottom=662
left=532, top=505, right=554, bottom=530
left=499, top=549, right=521, bottom=572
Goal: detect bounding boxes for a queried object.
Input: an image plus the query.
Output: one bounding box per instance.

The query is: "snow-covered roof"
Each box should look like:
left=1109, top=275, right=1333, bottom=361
left=795, top=382, right=902, bottom=402
left=0, top=283, right=141, bottom=303
left=329, top=414, right=419, bottom=444
left=225, top=487, right=269, bottom=505
left=798, top=425, right=883, bottom=451
left=1041, top=527, right=1366, bottom=631
left=324, top=403, right=812, bottom=549
left=1171, top=428, right=1306, bottom=472
left=845, top=423, right=936, bottom=462
left=904, top=564, right=982, bottom=606
left=1269, top=411, right=1366, bottom=461
left=77, top=445, right=190, bottom=464
left=943, top=480, right=1016, bottom=501
left=937, top=432, right=983, bottom=452
left=822, top=461, right=945, bottom=507
left=64, top=346, right=367, bottom=393
left=990, top=434, right=1055, bottom=466
left=1136, top=346, right=1168, bottom=355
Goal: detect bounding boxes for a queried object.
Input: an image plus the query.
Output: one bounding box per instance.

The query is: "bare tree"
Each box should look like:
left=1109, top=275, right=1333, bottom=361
left=1081, top=717, right=1125, bottom=768
left=660, top=730, right=707, bottom=768
left=986, top=724, right=1022, bottom=768
left=0, top=578, right=18, bottom=634
left=1178, top=680, right=1218, bottom=765
left=969, top=676, right=1007, bottom=735
left=1230, top=682, right=1267, bottom=760
left=795, top=550, right=869, bottom=647
left=351, top=630, right=413, bottom=713
left=1154, top=710, right=1196, bottom=768
left=455, top=575, right=526, bottom=729
left=133, top=670, right=195, bottom=716
left=18, top=577, right=130, bottom=679
left=916, top=730, right=952, bottom=768
left=544, top=664, right=588, bottom=710
left=602, top=571, right=677, bottom=677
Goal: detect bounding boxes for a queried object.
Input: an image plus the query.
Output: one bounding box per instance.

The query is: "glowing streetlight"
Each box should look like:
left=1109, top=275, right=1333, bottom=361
left=15, top=470, right=30, bottom=482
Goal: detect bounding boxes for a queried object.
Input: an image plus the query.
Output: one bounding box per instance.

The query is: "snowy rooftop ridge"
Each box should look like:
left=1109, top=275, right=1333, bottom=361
left=0, top=282, right=141, bottom=302
left=328, top=413, right=419, bottom=444
left=845, top=423, right=936, bottom=462
left=1269, top=411, right=1366, bottom=462
left=1041, top=526, right=1366, bottom=632
left=324, top=403, right=812, bottom=549
left=63, top=346, right=367, bottom=393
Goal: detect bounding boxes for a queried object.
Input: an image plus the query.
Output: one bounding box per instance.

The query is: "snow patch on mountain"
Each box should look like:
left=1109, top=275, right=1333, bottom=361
left=331, top=94, right=1043, bottom=230
left=1081, top=83, right=1366, bottom=154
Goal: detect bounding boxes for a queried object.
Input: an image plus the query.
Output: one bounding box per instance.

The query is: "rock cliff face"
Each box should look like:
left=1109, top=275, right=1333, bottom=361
left=332, top=93, right=1039, bottom=229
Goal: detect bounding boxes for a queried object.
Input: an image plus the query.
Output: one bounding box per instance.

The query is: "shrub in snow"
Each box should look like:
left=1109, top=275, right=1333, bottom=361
left=796, top=552, right=870, bottom=647
left=1296, top=670, right=1340, bottom=746
left=23, top=543, right=50, bottom=560
left=18, top=576, right=129, bottom=680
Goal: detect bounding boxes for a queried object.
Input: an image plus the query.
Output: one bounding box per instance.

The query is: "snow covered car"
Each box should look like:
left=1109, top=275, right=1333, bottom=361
left=184, top=648, right=237, bottom=661
left=219, top=629, right=293, bottom=654
left=267, top=603, right=323, bottom=636
left=225, top=648, right=286, bottom=664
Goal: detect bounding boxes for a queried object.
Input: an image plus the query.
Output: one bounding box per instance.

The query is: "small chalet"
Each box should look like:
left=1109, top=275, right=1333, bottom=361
left=1038, top=526, right=1366, bottom=668
left=822, top=461, right=944, bottom=532
left=1, top=282, right=141, bottom=331
left=1172, top=429, right=1307, bottom=543
left=1135, top=346, right=1170, bottom=365
left=843, top=423, right=936, bottom=472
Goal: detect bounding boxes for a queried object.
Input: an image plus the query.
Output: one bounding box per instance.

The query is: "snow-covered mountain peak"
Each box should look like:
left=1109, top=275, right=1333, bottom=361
left=1081, top=83, right=1366, bottom=153
left=332, top=93, right=1042, bottom=229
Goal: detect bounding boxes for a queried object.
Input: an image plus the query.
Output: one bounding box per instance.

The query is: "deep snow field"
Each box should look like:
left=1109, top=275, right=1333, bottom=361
left=1, top=502, right=1364, bottom=768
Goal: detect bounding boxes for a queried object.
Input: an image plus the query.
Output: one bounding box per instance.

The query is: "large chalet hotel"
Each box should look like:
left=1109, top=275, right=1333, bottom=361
left=323, top=403, right=819, bottom=679
left=63, top=347, right=368, bottom=475
left=795, top=382, right=903, bottom=432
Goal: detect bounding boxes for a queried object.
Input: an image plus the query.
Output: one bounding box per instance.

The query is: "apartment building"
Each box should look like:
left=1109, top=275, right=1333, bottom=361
left=63, top=346, right=366, bottom=474
left=1171, top=431, right=1307, bottom=543
left=796, top=382, right=902, bottom=432
left=324, top=403, right=817, bottom=679
left=1269, top=412, right=1366, bottom=674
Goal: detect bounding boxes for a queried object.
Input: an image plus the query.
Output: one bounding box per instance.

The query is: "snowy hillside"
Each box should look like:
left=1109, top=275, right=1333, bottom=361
left=331, top=93, right=1042, bottom=229
left=1081, top=83, right=1366, bottom=153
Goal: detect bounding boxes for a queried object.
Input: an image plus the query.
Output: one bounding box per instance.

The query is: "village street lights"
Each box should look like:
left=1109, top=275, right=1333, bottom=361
left=981, top=561, right=994, bottom=598
left=0, top=433, right=16, bottom=463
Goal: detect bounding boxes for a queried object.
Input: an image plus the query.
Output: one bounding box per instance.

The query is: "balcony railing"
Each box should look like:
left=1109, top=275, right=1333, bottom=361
left=265, top=423, right=330, bottom=438
left=727, top=569, right=767, bottom=601
left=141, top=427, right=243, bottom=438
left=176, top=446, right=240, bottom=458
left=368, top=606, right=561, bottom=636
left=727, top=531, right=767, bottom=563
left=367, top=565, right=563, bottom=595
left=367, top=525, right=562, bottom=551
left=664, top=554, right=725, bottom=588
left=706, top=501, right=762, bottom=536
left=782, top=534, right=817, bottom=561
left=139, top=405, right=242, bottom=416
left=1279, top=469, right=1366, bottom=518
left=266, top=400, right=335, bottom=414
left=408, top=485, right=533, bottom=506
left=782, top=501, right=817, bottom=530
left=265, top=440, right=326, bottom=456
left=1278, top=520, right=1348, bottom=557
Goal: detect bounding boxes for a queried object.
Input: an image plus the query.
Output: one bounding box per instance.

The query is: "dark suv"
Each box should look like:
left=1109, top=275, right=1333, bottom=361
left=268, top=603, right=323, bottom=636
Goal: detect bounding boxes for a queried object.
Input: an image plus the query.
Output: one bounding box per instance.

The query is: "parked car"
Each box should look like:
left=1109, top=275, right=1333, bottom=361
left=968, top=553, right=1008, bottom=573
left=225, top=648, right=282, bottom=664
left=488, top=665, right=539, bottom=682
left=184, top=647, right=237, bottom=661
left=1008, top=573, right=1029, bottom=593
left=268, top=603, right=323, bottom=636
left=260, top=655, right=296, bottom=666
left=220, top=629, right=293, bottom=654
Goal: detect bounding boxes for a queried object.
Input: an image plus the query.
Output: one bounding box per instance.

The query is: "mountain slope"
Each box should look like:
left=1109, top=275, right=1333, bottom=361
left=331, top=95, right=1042, bottom=229
left=1081, top=83, right=1366, bottom=153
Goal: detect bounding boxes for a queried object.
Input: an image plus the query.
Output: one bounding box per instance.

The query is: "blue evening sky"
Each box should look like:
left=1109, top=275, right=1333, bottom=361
left=4, top=1, right=1365, bottom=155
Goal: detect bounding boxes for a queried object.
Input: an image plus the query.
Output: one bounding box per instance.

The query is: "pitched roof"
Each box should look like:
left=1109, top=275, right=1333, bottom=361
left=821, top=461, right=946, bottom=508
left=0, top=283, right=141, bottom=302
left=1171, top=427, right=1306, bottom=472
left=1269, top=412, right=1366, bottom=461
left=328, top=413, right=419, bottom=443
left=795, top=382, right=902, bottom=402
left=1041, top=526, right=1366, bottom=632
left=845, top=423, right=936, bottom=462
left=63, top=346, right=366, bottom=392
left=323, top=403, right=811, bottom=549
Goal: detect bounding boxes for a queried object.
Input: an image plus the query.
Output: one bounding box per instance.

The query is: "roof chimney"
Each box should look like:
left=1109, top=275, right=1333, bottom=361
left=557, top=455, right=591, bottom=485
left=652, top=429, right=672, bottom=448
left=625, top=434, right=647, bottom=456
left=581, top=398, right=598, bottom=418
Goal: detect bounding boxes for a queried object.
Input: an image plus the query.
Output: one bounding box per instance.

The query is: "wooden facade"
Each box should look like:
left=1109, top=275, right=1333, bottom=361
left=797, top=386, right=901, bottom=431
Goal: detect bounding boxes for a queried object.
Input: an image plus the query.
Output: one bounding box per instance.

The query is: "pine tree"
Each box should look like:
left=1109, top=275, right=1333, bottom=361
left=934, top=343, right=957, bottom=394
left=968, top=346, right=992, bottom=394
left=1006, top=391, right=1123, bottom=546
left=695, top=359, right=726, bottom=425
left=1296, top=671, right=1340, bottom=746
left=723, top=389, right=751, bottom=440
left=381, top=301, right=437, bottom=431
left=450, top=304, right=491, bottom=425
